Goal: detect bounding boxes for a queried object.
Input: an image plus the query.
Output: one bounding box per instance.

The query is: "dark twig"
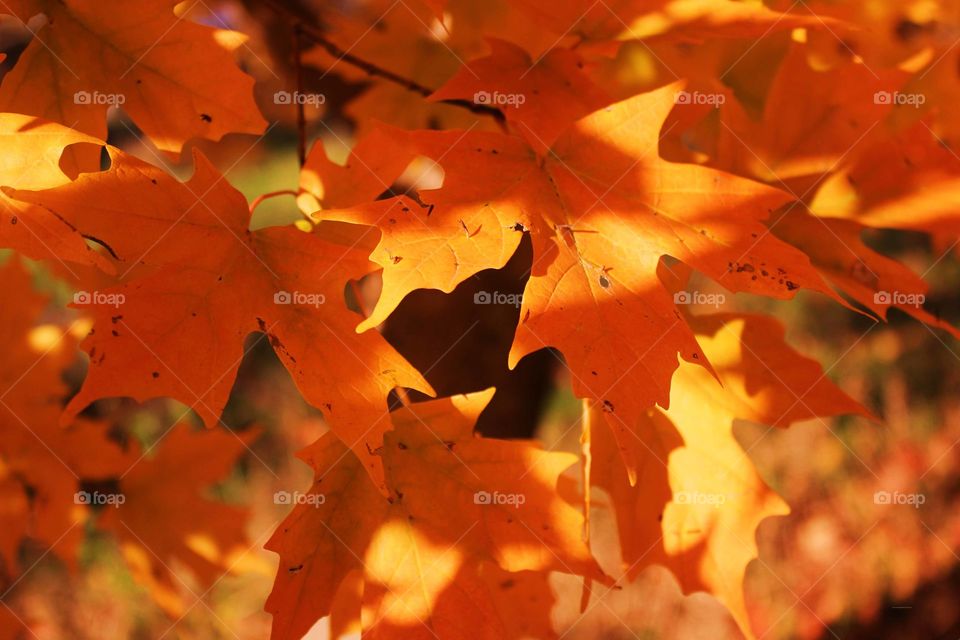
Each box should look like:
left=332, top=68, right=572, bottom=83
left=260, top=0, right=506, bottom=127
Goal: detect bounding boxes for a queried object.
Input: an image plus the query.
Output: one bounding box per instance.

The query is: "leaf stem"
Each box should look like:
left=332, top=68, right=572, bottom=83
left=248, top=189, right=300, bottom=214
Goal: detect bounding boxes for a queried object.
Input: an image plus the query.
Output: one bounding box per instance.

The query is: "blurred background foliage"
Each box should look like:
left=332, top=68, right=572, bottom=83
left=2, top=0, right=960, bottom=638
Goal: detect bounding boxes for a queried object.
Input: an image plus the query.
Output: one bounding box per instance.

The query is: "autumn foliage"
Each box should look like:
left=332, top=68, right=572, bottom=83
left=1, top=0, right=959, bottom=638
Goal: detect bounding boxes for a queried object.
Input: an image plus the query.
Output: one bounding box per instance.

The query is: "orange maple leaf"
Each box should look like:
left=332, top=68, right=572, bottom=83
left=266, top=390, right=600, bottom=640
left=0, top=114, right=111, bottom=269
left=0, top=259, right=134, bottom=574
left=97, top=423, right=257, bottom=613
left=0, top=0, right=266, bottom=158
left=8, top=148, right=433, bottom=491
left=592, top=310, right=870, bottom=638
left=320, top=83, right=846, bottom=478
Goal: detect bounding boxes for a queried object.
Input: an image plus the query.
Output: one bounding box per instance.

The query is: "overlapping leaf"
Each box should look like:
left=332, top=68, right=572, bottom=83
left=97, top=423, right=256, bottom=612
left=509, top=0, right=826, bottom=43
left=0, top=114, right=109, bottom=268
left=320, top=83, right=847, bottom=478
left=592, top=310, right=869, bottom=637
left=0, top=0, right=266, bottom=156
left=8, top=147, right=432, bottom=490
left=0, top=257, right=81, bottom=573
left=771, top=208, right=960, bottom=337
left=430, top=39, right=612, bottom=153
left=266, top=391, right=598, bottom=639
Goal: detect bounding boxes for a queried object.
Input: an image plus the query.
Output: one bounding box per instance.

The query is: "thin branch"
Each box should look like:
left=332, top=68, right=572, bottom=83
left=259, top=0, right=506, bottom=126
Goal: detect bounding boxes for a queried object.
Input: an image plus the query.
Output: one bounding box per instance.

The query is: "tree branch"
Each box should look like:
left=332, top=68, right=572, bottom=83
left=259, top=0, right=506, bottom=126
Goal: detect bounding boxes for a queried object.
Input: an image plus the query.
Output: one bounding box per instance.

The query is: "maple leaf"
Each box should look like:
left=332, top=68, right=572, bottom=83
left=770, top=0, right=945, bottom=69
left=298, top=126, right=419, bottom=217
left=0, top=114, right=111, bottom=269
left=265, top=431, right=385, bottom=640
left=430, top=39, right=612, bottom=153
left=478, top=564, right=556, bottom=640
left=320, top=82, right=846, bottom=477
left=0, top=415, right=133, bottom=573
left=7, top=147, right=433, bottom=490
left=811, top=121, right=960, bottom=244
left=326, top=562, right=555, bottom=640
left=0, top=257, right=81, bottom=574
left=0, top=258, right=134, bottom=573
left=771, top=208, right=960, bottom=338
left=265, top=390, right=599, bottom=640
left=0, top=0, right=266, bottom=156
left=559, top=564, right=747, bottom=639
left=714, top=44, right=907, bottom=193
left=300, top=0, right=481, bottom=137
left=509, top=0, right=828, bottom=43
left=96, top=423, right=256, bottom=612
left=591, top=310, right=869, bottom=638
